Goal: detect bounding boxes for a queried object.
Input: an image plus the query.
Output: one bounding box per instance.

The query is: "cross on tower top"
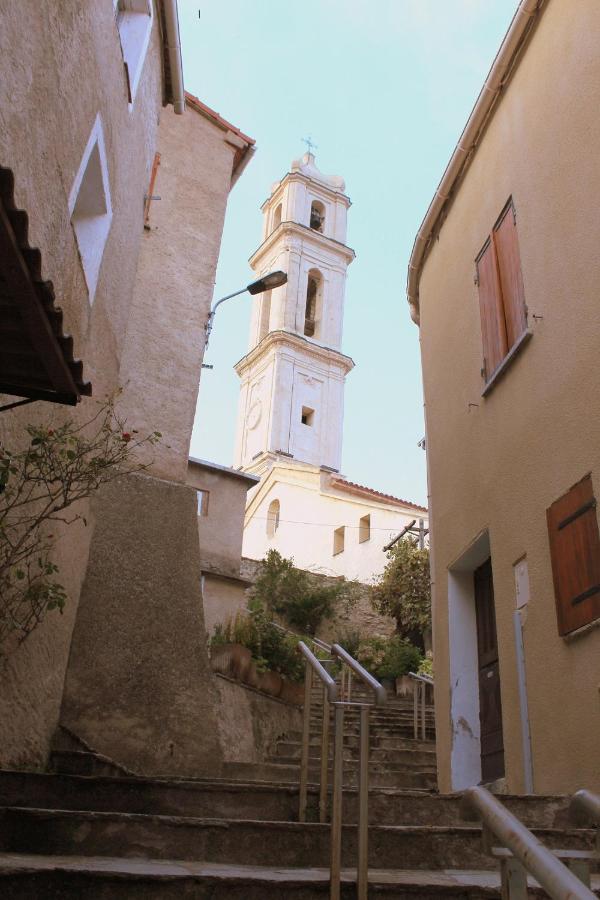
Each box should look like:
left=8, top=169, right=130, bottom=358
left=302, top=135, right=318, bottom=156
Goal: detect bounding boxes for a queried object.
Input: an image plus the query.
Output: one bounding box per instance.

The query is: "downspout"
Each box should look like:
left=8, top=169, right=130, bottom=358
left=406, top=0, right=545, bottom=325
left=163, top=0, right=185, bottom=114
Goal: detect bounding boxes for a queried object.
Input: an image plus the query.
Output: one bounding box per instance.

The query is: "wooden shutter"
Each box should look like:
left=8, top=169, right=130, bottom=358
left=493, top=201, right=527, bottom=349
left=476, top=239, right=507, bottom=379
left=547, top=474, right=600, bottom=635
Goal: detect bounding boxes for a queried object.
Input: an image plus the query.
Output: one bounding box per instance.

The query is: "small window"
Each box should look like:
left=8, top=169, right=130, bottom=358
left=310, top=200, right=325, bottom=233
left=547, top=474, right=600, bottom=636
left=476, top=198, right=527, bottom=385
left=359, top=515, right=370, bottom=543
left=197, top=490, right=209, bottom=517
left=333, top=526, right=345, bottom=556
left=115, top=0, right=153, bottom=104
left=301, top=406, right=314, bottom=426
left=272, top=203, right=282, bottom=232
left=68, top=115, right=113, bottom=303
left=267, top=499, right=280, bottom=538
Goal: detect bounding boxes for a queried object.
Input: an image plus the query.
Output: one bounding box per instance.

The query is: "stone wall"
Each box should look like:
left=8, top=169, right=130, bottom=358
left=214, top=674, right=302, bottom=763
left=239, top=557, right=395, bottom=642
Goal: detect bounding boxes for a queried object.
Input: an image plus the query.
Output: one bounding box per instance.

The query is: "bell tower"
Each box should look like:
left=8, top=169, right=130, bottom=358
left=233, top=152, right=355, bottom=476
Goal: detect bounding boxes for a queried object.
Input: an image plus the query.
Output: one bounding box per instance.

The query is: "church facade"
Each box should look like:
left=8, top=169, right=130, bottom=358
left=234, top=152, right=426, bottom=582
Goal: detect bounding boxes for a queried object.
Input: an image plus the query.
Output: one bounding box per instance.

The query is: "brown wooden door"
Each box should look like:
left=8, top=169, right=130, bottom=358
left=474, top=558, right=505, bottom=782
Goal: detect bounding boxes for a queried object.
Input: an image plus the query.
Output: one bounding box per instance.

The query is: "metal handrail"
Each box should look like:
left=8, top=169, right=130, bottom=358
left=462, top=785, right=596, bottom=900
left=332, top=643, right=388, bottom=706
left=408, top=671, right=433, bottom=740
left=297, top=640, right=385, bottom=900
left=570, top=790, right=600, bottom=827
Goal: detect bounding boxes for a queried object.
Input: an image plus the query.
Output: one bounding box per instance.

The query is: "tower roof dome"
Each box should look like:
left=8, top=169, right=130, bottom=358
left=289, top=152, right=346, bottom=193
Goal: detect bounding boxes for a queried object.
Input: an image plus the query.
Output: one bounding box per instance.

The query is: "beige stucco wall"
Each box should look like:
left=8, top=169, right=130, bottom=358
left=202, top=575, right=249, bottom=637
left=417, top=0, right=600, bottom=794
left=118, top=106, right=240, bottom=482
left=0, top=1, right=163, bottom=768
left=187, top=459, right=258, bottom=577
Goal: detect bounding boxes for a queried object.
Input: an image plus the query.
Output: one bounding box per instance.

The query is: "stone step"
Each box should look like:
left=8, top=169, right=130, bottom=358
left=221, top=761, right=437, bottom=790
left=286, top=731, right=436, bottom=752
left=0, top=808, right=594, bottom=871
left=274, top=741, right=437, bottom=765
left=268, top=755, right=437, bottom=777
left=0, top=771, right=577, bottom=829
left=4, top=853, right=597, bottom=900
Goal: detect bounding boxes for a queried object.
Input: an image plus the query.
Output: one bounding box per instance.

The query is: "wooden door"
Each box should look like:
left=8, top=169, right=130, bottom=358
left=474, top=558, right=505, bottom=782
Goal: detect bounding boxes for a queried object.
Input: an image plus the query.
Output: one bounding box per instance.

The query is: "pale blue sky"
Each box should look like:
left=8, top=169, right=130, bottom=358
left=183, top=1, right=517, bottom=507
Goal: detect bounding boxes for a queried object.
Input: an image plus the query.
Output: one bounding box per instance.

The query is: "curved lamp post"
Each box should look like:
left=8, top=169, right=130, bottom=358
left=204, top=270, right=287, bottom=349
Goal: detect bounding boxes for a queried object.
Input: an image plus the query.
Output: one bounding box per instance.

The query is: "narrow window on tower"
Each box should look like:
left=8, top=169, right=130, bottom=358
left=258, top=290, right=271, bottom=342
left=301, top=406, right=314, bottom=426
left=310, top=200, right=325, bottom=233
left=304, top=269, right=322, bottom=338
left=272, top=203, right=282, bottom=232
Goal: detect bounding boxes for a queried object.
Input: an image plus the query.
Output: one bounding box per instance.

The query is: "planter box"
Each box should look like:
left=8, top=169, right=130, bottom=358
left=279, top=679, right=305, bottom=706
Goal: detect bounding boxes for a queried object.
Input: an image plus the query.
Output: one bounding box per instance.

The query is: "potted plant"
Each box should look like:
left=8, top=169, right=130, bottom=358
left=375, top=637, right=422, bottom=697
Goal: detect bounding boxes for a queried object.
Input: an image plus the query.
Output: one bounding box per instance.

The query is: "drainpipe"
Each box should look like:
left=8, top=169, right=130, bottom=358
left=162, top=0, right=185, bottom=114
left=406, top=0, right=545, bottom=325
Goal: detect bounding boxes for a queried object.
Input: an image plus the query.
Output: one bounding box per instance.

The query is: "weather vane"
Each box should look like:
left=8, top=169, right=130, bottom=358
left=302, top=135, right=318, bottom=155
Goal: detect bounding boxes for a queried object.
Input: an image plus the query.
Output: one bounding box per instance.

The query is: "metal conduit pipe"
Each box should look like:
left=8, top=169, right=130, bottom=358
left=406, top=0, right=545, bottom=325
left=462, top=786, right=596, bottom=900
left=162, top=0, right=185, bottom=114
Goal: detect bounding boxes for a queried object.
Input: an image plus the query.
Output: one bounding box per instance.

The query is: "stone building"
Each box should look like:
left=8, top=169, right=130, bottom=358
left=235, top=152, right=427, bottom=583
left=407, top=0, right=600, bottom=794
left=0, top=3, right=255, bottom=778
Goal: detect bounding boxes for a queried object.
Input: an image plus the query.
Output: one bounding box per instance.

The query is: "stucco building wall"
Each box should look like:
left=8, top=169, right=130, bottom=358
left=417, top=0, right=600, bottom=794
left=0, top=1, right=164, bottom=769
left=244, top=462, right=427, bottom=584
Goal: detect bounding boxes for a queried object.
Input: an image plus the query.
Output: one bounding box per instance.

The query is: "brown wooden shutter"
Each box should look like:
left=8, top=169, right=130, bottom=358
left=143, top=152, right=161, bottom=229
left=476, top=239, right=507, bottom=379
left=493, top=201, right=526, bottom=349
left=547, top=474, right=600, bottom=635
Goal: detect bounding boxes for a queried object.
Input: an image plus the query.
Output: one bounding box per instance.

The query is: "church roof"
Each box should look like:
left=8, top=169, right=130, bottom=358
left=328, top=476, right=427, bottom=513
left=289, top=151, right=346, bottom=193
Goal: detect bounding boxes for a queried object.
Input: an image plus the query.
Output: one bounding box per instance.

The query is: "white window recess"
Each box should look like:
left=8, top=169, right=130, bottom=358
left=115, top=0, right=153, bottom=105
left=68, top=115, right=112, bottom=304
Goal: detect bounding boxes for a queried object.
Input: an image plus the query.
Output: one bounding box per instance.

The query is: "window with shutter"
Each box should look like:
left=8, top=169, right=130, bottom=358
left=476, top=198, right=528, bottom=385
left=546, top=474, right=600, bottom=636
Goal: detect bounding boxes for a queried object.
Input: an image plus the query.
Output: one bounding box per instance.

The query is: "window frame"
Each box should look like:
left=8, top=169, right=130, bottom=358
left=359, top=514, right=371, bottom=544
left=114, top=0, right=153, bottom=108
left=196, top=489, right=209, bottom=517
left=333, top=525, right=345, bottom=556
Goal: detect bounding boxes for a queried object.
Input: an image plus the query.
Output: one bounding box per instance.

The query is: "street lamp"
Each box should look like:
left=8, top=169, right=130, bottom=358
left=204, top=270, right=287, bottom=348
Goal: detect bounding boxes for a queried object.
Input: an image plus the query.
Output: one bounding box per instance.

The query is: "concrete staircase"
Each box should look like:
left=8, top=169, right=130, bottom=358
left=0, top=688, right=597, bottom=897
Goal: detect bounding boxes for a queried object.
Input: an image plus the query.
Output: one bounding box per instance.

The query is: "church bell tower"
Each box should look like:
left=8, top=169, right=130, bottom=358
left=233, top=152, right=355, bottom=476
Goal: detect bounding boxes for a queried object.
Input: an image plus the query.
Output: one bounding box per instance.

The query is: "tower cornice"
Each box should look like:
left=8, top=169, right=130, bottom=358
left=249, top=221, right=355, bottom=269
left=234, top=329, right=355, bottom=378
left=263, top=171, right=351, bottom=211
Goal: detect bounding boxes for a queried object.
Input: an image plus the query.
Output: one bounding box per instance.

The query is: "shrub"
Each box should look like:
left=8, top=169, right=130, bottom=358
left=371, top=538, right=431, bottom=648
left=378, top=636, right=422, bottom=680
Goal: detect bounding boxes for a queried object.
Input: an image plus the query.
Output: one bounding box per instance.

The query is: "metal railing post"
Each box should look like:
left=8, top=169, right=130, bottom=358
left=299, top=661, right=313, bottom=822
left=413, top=681, right=418, bottom=739
left=421, top=681, right=427, bottom=741
left=319, top=684, right=330, bottom=823
left=330, top=703, right=345, bottom=900
left=357, top=705, right=370, bottom=900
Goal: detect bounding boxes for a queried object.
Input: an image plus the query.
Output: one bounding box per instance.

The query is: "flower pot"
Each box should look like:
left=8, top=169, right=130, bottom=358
left=230, top=644, right=252, bottom=681
left=380, top=677, right=395, bottom=696
left=243, top=659, right=260, bottom=689
left=257, top=670, right=283, bottom=698
left=395, top=674, right=413, bottom=697
left=210, top=643, right=234, bottom=675
left=279, top=679, right=305, bottom=706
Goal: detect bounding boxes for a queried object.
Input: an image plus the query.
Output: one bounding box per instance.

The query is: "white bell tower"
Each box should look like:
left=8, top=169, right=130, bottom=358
left=233, top=152, right=355, bottom=476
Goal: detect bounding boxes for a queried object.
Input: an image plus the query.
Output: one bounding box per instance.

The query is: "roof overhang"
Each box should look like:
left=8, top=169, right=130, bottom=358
left=0, top=167, right=91, bottom=406
left=406, top=0, right=547, bottom=325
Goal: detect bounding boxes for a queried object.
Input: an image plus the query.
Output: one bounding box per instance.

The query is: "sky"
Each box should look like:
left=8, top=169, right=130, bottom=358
left=183, top=0, right=518, bottom=507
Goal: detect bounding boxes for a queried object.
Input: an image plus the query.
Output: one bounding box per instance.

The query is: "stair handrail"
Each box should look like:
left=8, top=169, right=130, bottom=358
left=570, top=790, right=600, bottom=827
left=332, top=642, right=387, bottom=706
left=408, top=671, right=433, bottom=740
left=462, top=785, right=596, bottom=900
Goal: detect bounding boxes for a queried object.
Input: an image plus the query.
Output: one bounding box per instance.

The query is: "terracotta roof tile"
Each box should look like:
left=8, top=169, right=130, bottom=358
left=329, top=477, right=427, bottom=513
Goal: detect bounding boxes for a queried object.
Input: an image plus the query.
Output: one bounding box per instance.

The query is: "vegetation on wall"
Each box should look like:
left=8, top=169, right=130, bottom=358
left=0, top=396, right=160, bottom=650
left=211, top=609, right=305, bottom=683
left=250, top=549, right=359, bottom=635
left=355, top=634, right=422, bottom=680
left=371, top=538, right=431, bottom=648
